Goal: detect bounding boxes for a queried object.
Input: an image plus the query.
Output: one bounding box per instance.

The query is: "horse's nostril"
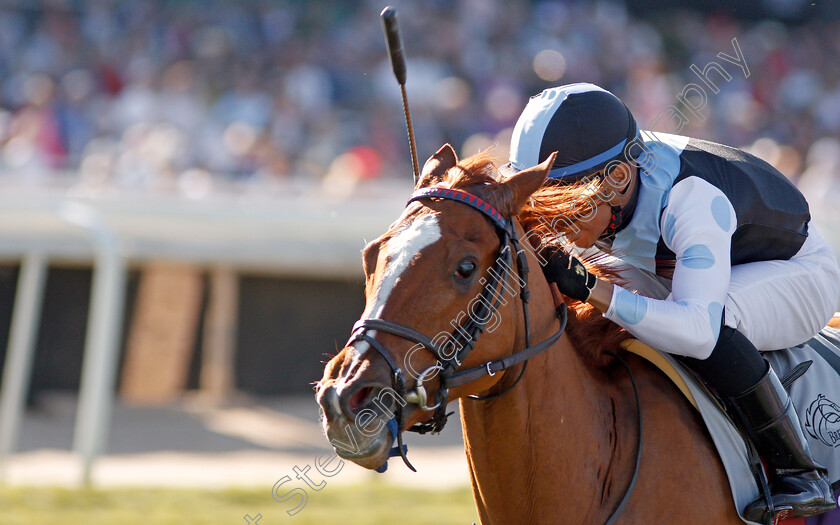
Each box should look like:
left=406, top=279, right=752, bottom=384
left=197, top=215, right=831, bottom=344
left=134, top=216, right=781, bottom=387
left=348, top=386, right=374, bottom=413
left=317, top=384, right=341, bottom=419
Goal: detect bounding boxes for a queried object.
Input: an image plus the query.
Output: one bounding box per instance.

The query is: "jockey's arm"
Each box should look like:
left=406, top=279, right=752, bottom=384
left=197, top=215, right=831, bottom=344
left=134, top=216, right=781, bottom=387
left=588, top=177, right=738, bottom=359
left=587, top=277, right=614, bottom=313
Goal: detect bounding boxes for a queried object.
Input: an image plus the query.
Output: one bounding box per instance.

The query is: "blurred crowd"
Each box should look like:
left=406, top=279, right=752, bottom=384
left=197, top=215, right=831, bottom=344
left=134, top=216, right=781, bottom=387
left=1, top=0, right=840, bottom=198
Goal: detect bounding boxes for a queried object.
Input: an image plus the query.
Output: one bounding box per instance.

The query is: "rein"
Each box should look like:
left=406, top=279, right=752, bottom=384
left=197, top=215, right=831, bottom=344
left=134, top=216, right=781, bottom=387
left=603, top=351, right=643, bottom=525
left=346, top=186, right=567, bottom=470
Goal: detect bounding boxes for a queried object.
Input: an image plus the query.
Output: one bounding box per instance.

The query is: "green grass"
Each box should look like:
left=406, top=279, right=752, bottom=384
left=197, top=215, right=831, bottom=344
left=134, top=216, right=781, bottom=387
left=0, top=484, right=478, bottom=525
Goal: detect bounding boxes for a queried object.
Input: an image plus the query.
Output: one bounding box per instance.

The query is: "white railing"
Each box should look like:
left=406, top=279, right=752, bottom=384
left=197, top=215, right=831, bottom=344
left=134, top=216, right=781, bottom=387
left=0, top=180, right=411, bottom=485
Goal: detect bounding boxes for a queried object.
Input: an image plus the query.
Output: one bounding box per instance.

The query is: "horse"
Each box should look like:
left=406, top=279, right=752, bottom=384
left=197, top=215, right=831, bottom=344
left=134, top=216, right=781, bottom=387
left=316, top=144, right=747, bottom=524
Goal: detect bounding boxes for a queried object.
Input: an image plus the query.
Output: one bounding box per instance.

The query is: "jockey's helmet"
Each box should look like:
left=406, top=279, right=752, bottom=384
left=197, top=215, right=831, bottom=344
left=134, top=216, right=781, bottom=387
left=509, top=83, right=641, bottom=183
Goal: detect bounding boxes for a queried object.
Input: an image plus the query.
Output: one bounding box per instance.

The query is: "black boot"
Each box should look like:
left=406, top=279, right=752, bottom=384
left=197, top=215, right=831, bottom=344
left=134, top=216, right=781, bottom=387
left=734, top=364, right=835, bottom=522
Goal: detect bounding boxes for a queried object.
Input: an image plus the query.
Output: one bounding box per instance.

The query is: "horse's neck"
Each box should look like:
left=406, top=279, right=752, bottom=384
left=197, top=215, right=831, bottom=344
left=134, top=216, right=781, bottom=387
left=459, top=328, right=628, bottom=524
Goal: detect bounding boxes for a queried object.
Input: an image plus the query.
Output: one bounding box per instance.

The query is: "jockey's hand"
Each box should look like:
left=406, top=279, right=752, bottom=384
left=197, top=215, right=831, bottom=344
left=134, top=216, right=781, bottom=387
left=540, top=247, right=598, bottom=302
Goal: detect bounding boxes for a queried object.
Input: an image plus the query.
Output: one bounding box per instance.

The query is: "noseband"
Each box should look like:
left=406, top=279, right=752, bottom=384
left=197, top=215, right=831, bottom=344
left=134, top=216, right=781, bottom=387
left=347, top=186, right=567, bottom=472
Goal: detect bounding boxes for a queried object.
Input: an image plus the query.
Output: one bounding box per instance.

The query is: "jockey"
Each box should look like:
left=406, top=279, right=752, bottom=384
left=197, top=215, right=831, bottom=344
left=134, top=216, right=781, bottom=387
left=509, top=82, right=840, bottom=521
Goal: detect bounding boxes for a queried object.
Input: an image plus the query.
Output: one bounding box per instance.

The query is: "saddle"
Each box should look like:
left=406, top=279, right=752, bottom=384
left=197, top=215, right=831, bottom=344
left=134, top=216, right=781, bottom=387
left=623, top=327, right=840, bottom=525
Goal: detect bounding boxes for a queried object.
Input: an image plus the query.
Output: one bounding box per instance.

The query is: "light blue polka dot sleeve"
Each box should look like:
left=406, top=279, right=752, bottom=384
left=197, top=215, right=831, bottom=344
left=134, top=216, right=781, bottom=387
left=605, top=177, right=737, bottom=359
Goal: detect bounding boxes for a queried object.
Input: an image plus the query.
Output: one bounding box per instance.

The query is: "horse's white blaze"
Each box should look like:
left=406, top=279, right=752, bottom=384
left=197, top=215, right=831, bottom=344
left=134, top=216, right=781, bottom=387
left=354, top=214, right=441, bottom=357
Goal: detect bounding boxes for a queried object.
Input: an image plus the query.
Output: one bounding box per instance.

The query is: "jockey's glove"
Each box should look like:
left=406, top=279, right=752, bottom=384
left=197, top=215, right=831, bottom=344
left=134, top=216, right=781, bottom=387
left=540, top=247, right=598, bottom=302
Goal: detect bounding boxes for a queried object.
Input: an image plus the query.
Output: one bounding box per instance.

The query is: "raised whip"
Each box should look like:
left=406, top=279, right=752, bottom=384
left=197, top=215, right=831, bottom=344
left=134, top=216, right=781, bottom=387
left=381, top=6, right=420, bottom=185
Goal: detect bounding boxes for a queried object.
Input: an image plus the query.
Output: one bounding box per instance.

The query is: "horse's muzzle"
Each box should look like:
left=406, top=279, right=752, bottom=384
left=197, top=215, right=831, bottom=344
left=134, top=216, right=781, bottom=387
left=317, top=377, right=397, bottom=470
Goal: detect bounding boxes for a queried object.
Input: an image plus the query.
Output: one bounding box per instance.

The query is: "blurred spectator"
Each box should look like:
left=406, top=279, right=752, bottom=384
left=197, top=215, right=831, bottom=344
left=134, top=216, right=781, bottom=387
left=0, top=0, right=836, bottom=198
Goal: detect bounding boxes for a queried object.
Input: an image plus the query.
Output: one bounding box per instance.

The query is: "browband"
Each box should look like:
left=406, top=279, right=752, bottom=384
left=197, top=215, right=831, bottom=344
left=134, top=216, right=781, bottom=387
left=409, top=187, right=509, bottom=233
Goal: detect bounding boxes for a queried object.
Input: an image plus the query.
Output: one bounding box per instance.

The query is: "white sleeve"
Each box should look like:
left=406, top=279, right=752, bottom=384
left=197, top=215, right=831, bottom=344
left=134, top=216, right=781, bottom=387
left=604, top=177, right=737, bottom=359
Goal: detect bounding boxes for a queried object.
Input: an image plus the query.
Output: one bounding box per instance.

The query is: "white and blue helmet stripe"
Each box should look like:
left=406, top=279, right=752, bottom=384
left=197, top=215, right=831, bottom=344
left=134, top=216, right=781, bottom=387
left=509, top=83, right=640, bottom=182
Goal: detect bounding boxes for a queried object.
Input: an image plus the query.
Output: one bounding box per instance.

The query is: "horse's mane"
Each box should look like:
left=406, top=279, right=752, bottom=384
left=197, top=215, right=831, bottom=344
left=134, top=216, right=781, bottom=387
left=439, top=152, right=630, bottom=367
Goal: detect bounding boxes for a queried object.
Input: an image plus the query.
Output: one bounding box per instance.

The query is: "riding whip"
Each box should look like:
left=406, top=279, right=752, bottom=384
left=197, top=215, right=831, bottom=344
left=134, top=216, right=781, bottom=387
left=380, top=6, right=420, bottom=185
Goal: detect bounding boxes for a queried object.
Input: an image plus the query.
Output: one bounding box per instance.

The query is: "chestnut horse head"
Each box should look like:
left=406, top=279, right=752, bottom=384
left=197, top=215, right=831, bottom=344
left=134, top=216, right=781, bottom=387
left=316, top=144, right=561, bottom=471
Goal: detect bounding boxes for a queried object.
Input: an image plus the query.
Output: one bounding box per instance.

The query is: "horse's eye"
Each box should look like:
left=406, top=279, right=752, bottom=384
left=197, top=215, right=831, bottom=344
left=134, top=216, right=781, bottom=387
left=455, top=259, right=477, bottom=280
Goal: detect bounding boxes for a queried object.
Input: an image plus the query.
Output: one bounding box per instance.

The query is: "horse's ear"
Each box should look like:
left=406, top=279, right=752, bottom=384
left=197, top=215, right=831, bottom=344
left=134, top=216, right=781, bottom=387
left=502, top=152, right=556, bottom=213
left=416, top=144, right=458, bottom=189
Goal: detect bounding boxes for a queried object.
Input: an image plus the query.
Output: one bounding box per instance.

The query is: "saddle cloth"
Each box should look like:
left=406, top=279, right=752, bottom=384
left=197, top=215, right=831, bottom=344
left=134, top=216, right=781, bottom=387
left=623, top=326, right=840, bottom=525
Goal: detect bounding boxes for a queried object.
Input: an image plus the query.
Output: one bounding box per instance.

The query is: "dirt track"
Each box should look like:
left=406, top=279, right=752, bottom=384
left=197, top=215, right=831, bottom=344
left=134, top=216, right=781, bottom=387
left=2, top=392, right=469, bottom=489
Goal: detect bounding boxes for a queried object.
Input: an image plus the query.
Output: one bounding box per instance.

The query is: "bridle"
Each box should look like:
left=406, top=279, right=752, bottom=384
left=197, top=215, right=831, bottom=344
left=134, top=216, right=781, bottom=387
left=344, top=184, right=642, bottom=525
left=346, top=185, right=568, bottom=472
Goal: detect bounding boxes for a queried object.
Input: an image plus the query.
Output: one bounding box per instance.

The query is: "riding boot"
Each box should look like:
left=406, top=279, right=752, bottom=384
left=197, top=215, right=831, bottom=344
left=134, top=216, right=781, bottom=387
left=733, top=364, right=835, bottom=522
